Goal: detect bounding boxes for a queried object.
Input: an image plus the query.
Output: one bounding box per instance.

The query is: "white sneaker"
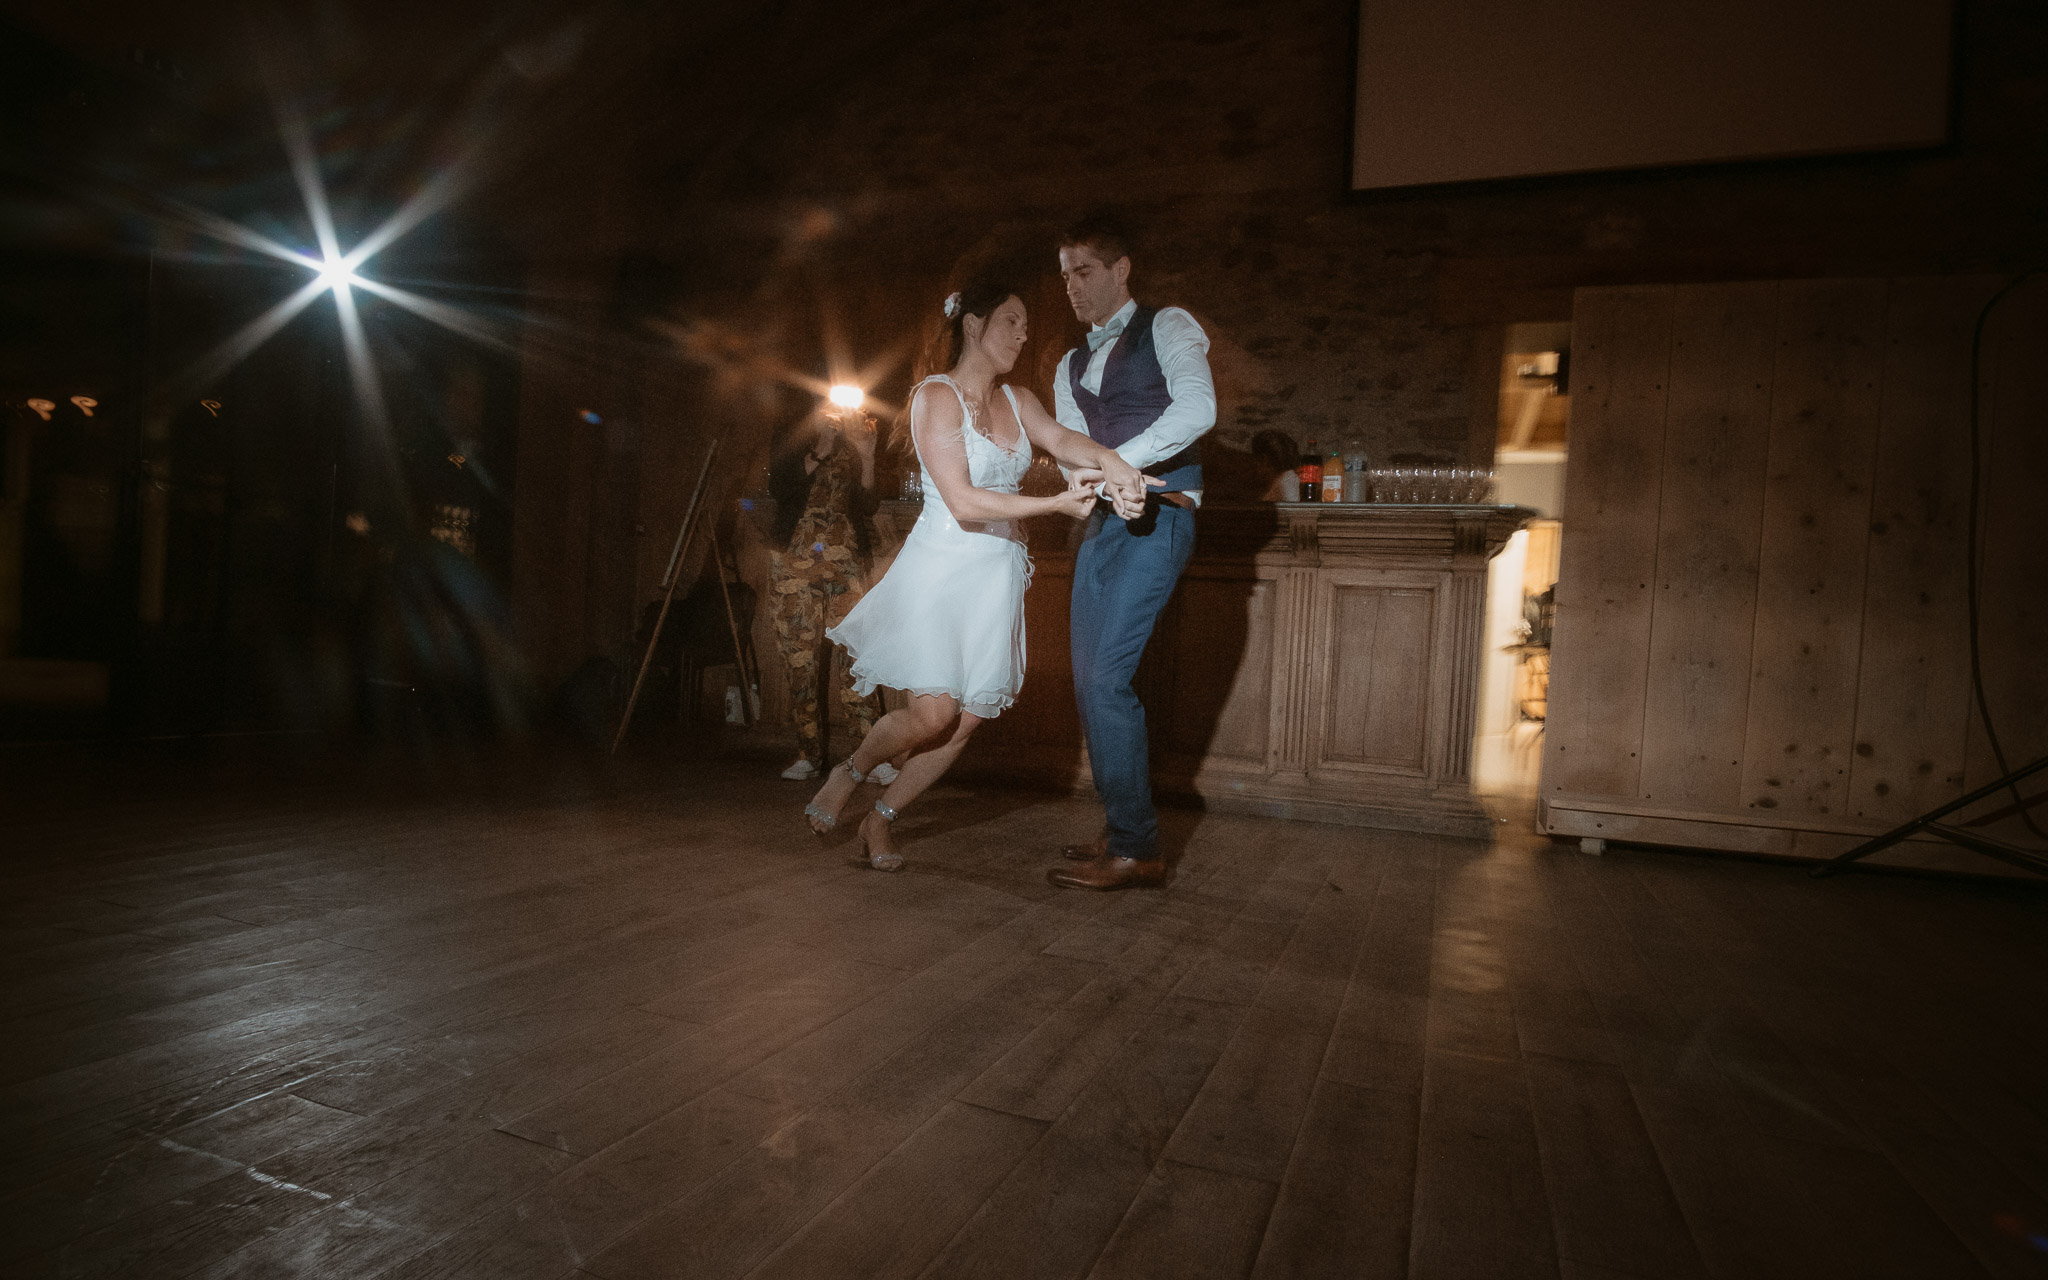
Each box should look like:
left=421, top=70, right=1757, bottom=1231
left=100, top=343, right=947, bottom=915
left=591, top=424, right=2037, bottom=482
left=869, top=762, right=899, bottom=785
left=780, top=759, right=818, bottom=780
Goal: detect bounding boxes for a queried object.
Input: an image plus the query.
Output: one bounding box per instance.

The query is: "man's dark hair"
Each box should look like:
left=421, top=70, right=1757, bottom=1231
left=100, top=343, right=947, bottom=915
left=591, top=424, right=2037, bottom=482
left=1059, top=213, right=1134, bottom=267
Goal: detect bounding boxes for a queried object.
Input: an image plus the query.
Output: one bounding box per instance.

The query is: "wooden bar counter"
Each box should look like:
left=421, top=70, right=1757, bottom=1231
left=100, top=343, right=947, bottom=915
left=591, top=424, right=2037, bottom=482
left=739, top=499, right=1532, bottom=839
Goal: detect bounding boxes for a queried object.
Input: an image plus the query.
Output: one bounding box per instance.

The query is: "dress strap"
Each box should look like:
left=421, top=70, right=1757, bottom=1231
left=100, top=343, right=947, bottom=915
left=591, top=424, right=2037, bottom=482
left=911, top=374, right=973, bottom=426
left=998, top=384, right=1026, bottom=452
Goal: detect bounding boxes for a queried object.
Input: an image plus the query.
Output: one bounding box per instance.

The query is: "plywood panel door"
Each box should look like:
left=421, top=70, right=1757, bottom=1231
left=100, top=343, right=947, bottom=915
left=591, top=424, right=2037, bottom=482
left=1737, top=279, right=1889, bottom=821
left=1637, top=281, right=1777, bottom=810
left=1544, top=273, right=2047, bottom=869
left=1845, top=277, right=1998, bottom=822
left=1317, top=579, right=1436, bottom=776
left=1547, top=286, right=1674, bottom=799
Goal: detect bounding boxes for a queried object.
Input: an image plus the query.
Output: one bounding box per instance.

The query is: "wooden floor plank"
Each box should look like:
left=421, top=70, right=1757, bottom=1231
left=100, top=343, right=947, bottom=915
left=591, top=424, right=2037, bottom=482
left=1249, top=1079, right=1418, bottom=1280
left=956, top=928, right=1209, bottom=1123
left=921, top=995, right=1247, bottom=1280
left=724, top=903, right=1102, bottom=1110
left=375, top=1088, right=799, bottom=1280
left=581, top=947, right=1103, bottom=1280
left=187, top=1128, right=576, bottom=1280
left=1522, top=1053, right=1707, bottom=1279
left=1322, top=854, right=1437, bottom=1096
left=1408, top=1050, right=1557, bottom=1280
left=1162, top=868, right=1375, bottom=1185
left=743, top=1101, right=1046, bottom=1280
left=497, top=958, right=906, bottom=1156
left=1086, top=1159, right=1279, bottom=1280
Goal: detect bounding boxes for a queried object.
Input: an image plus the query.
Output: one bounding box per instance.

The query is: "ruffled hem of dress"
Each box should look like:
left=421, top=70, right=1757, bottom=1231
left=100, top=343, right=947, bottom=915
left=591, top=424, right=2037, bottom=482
left=843, top=667, right=1017, bottom=719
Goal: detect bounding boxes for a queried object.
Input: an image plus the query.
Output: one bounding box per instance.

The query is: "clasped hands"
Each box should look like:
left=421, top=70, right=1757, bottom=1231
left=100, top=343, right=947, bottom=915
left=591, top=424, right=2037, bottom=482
left=1066, top=455, right=1165, bottom=521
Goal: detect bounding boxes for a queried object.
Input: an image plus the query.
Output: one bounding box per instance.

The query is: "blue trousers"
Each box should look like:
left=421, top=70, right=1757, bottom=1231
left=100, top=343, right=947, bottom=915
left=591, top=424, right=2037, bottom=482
left=1069, top=499, right=1195, bottom=861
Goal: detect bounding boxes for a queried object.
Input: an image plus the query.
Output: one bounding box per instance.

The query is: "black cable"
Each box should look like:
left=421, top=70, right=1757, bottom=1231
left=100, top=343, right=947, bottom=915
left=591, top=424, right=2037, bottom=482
left=1963, top=269, right=2048, bottom=845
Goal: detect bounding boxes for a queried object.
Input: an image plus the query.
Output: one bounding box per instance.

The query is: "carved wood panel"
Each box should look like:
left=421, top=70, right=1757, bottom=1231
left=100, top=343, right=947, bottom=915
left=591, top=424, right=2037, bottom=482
left=1316, top=578, right=1437, bottom=775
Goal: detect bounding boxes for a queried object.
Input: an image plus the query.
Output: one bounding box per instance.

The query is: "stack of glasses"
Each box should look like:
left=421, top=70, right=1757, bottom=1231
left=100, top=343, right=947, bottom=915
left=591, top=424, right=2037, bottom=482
left=1360, top=467, right=1496, bottom=503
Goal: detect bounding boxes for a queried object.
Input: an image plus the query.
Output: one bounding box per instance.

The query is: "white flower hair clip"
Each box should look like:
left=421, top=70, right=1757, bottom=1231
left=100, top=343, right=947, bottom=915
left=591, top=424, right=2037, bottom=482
left=942, top=291, right=962, bottom=319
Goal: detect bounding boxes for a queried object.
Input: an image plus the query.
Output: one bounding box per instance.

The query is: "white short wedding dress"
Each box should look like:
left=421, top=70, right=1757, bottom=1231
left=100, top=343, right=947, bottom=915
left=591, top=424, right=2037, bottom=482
left=827, top=375, right=1033, bottom=719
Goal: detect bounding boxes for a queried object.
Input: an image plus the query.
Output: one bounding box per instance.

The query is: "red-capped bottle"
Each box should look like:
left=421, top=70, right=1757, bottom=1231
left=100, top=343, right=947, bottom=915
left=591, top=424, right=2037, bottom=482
left=1298, top=438, right=1322, bottom=502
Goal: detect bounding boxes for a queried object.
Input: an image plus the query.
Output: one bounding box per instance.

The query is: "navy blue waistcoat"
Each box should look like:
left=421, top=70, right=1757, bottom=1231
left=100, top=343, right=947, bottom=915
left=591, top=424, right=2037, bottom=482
left=1067, top=306, right=1203, bottom=493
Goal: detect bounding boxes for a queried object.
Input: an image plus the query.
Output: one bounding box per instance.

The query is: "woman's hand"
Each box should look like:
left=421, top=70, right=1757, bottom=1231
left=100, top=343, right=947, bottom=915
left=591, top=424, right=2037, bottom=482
left=1050, top=470, right=1105, bottom=521
left=845, top=411, right=877, bottom=460
left=1050, top=485, right=1101, bottom=521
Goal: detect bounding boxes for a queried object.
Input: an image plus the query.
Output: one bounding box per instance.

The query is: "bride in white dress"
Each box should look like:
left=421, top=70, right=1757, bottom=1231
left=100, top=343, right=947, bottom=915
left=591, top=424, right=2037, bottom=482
left=804, top=269, right=1153, bottom=870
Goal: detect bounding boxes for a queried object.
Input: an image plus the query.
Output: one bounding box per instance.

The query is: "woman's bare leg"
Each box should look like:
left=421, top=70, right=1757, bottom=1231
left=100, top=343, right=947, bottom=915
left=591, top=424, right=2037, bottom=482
left=859, top=710, right=983, bottom=862
left=806, top=693, right=956, bottom=831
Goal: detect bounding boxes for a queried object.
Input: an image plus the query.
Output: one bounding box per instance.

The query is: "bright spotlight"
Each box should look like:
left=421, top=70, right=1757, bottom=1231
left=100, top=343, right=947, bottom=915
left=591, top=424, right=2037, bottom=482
left=317, top=256, right=358, bottom=292
left=827, top=384, right=863, bottom=409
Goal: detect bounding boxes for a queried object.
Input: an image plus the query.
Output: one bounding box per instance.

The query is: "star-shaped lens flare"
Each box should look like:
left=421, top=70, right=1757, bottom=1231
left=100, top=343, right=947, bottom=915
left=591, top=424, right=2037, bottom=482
left=316, top=255, right=359, bottom=292
left=166, top=89, right=501, bottom=428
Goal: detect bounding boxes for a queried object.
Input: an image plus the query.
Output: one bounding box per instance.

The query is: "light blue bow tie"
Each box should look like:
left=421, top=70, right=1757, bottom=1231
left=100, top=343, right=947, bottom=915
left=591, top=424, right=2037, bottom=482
left=1085, top=318, right=1127, bottom=351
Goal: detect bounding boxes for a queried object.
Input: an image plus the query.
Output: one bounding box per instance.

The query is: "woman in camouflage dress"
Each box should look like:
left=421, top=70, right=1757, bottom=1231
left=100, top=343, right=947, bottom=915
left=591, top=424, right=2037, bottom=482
left=767, top=407, right=883, bottom=780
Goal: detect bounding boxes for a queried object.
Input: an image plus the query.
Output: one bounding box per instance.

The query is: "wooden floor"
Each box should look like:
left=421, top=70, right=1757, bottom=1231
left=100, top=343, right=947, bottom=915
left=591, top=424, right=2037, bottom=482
left=4, top=741, right=2048, bottom=1280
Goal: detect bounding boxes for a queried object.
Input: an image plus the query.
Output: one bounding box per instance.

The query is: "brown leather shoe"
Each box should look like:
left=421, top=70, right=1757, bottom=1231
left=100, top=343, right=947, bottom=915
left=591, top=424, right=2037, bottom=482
left=1060, top=833, right=1109, bottom=861
left=1047, top=856, right=1167, bottom=891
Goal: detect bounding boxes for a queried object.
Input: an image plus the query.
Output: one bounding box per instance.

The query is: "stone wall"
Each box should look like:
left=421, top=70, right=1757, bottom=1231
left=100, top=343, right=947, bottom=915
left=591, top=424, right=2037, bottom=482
left=644, top=0, right=2044, bottom=462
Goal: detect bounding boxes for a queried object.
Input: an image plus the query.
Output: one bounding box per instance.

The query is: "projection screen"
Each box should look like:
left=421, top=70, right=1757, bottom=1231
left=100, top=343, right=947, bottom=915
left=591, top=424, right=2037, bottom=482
left=1351, top=0, right=1954, bottom=192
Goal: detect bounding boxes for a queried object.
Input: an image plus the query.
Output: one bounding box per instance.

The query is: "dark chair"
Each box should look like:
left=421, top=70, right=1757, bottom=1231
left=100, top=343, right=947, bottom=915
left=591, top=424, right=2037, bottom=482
left=645, top=576, right=758, bottom=726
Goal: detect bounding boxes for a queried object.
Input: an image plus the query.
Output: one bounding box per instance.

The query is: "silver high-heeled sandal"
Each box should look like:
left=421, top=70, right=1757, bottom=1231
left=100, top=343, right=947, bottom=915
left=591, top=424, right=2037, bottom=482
left=862, top=801, right=903, bottom=872
left=804, top=758, right=865, bottom=835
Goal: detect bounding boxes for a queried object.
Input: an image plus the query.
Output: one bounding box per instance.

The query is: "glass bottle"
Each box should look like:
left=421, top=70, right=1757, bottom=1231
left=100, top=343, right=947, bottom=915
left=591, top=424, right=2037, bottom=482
left=1298, top=438, right=1322, bottom=503
left=1342, top=440, right=1369, bottom=503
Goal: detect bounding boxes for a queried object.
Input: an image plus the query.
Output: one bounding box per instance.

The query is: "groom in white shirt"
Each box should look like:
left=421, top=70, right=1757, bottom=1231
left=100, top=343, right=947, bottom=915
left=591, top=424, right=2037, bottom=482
left=1046, top=216, right=1216, bottom=890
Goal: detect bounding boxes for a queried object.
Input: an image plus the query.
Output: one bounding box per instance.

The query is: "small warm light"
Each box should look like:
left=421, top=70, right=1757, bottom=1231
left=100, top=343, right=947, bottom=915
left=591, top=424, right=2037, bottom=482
left=201, top=400, right=222, bottom=417
left=827, top=384, right=864, bottom=409
left=70, top=396, right=97, bottom=417
left=26, top=398, right=55, bottom=421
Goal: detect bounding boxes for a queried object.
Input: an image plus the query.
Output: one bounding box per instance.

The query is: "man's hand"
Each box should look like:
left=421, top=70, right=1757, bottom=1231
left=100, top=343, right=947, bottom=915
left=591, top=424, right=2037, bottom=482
left=1104, top=474, right=1165, bottom=521
left=1098, top=451, right=1146, bottom=502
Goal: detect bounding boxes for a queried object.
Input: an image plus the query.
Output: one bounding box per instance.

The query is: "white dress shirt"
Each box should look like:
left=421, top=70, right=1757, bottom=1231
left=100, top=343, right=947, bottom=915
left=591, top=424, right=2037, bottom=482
left=1054, top=298, right=1217, bottom=505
